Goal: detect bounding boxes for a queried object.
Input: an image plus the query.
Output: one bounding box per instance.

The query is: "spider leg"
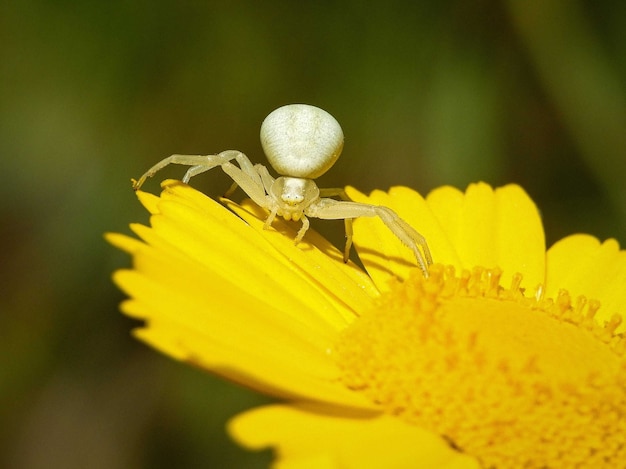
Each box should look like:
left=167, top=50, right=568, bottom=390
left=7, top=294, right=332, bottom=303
left=132, top=150, right=243, bottom=190
left=343, top=218, right=353, bottom=262
left=264, top=207, right=279, bottom=230
left=223, top=181, right=239, bottom=198
left=182, top=163, right=217, bottom=183
left=221, top=154, right=266, bottom=198
left=294, top=215, right=310, bottom=244
left=209, top=155, right=278, bottom=231
left=220, top=161, right=268, bottom=208
left=317, top=189, right=354, bottom=261
left=251, top=165, right=282, bottom=232
left=306, top=199, right=433, bottom=277
left=255, top=165, right=276, bottom=193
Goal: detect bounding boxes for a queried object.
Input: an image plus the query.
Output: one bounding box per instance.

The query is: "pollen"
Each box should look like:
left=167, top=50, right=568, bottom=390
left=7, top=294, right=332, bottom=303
left=335, top=264, right=626, bottom=468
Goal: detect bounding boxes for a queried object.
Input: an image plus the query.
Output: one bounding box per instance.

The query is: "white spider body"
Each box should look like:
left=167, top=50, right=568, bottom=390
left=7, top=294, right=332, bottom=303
left=260, top=104, right=343, bottom=178
left=132, top=104, right=433, bottom=276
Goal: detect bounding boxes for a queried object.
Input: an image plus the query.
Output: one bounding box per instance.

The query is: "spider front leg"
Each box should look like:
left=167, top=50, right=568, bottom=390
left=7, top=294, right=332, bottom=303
left=222, top=162, right=290, bottom=236
left=306, top=198, right=433, bottom=277
left=219, top=160, right=269, bottom=209
left=132, top=150, right=244, bottom=190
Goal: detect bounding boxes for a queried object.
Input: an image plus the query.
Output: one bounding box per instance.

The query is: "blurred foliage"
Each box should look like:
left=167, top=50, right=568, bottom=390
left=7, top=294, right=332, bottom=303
left=1, top=0, right=625, bottom=467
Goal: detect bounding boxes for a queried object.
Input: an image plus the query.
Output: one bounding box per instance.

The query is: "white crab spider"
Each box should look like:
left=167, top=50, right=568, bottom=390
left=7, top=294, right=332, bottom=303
left=132, top=104, right=433, bottom=276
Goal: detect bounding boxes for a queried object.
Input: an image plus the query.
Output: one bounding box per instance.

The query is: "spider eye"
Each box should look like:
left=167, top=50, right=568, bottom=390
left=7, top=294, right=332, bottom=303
left=282, top=193, right=304, bottom=205
left=260, top=104, right=344, bottom=179
left=279, top=177, right=306, bottom=206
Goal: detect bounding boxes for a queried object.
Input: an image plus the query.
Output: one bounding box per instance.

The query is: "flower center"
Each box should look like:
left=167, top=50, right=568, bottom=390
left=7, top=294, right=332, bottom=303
left=335, top=264, right=626, bottom=468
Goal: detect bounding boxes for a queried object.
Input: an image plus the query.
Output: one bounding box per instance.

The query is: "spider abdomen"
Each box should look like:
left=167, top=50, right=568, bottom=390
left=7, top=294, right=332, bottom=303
left=260, top=104, right=344, bottom=179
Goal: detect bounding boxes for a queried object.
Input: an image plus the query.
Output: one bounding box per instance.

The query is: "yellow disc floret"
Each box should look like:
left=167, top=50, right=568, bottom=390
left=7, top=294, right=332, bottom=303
left=336, top=264, right=626, bottom=468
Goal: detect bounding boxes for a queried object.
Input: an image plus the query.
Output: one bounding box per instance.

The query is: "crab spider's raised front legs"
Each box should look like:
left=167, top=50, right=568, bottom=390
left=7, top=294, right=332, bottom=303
left=306, top=198, right=433, bottom=276
left=132, top=150, right=250, bottom=191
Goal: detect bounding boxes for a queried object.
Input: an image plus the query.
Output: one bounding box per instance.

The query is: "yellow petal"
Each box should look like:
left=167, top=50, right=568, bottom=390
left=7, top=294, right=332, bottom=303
left=224, top=198, right=380, bottom=316
left=108, top=182, right=378, bottom=407
left=136, top=187, right=162, bottom=214
left=104, top=231, right=146, bottom=255
left=228, top=404, right=481, bottom=469
left=426, top=183, right=545, bottom=288
left=347, top=183, right=545, bottom=290
left=546, top=234, right=626, bottom=333
left=113, top=252, right=372, bottom=408
left=133, top=322, right=374, bottom=409
left=142, top=182, right=356, bottom=332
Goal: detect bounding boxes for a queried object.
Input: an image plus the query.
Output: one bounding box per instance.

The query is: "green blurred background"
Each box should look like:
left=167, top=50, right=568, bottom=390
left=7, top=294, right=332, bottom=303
left=2, top=1, right=625, bottom=467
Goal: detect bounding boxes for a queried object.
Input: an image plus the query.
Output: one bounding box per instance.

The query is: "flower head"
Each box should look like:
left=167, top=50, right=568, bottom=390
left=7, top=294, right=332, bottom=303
left=107, top=180, right=626, bottom=468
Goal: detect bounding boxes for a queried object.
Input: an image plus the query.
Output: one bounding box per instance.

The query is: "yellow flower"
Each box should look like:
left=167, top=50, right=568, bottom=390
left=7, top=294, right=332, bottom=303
left=107, top=180, right=626, bottom=468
